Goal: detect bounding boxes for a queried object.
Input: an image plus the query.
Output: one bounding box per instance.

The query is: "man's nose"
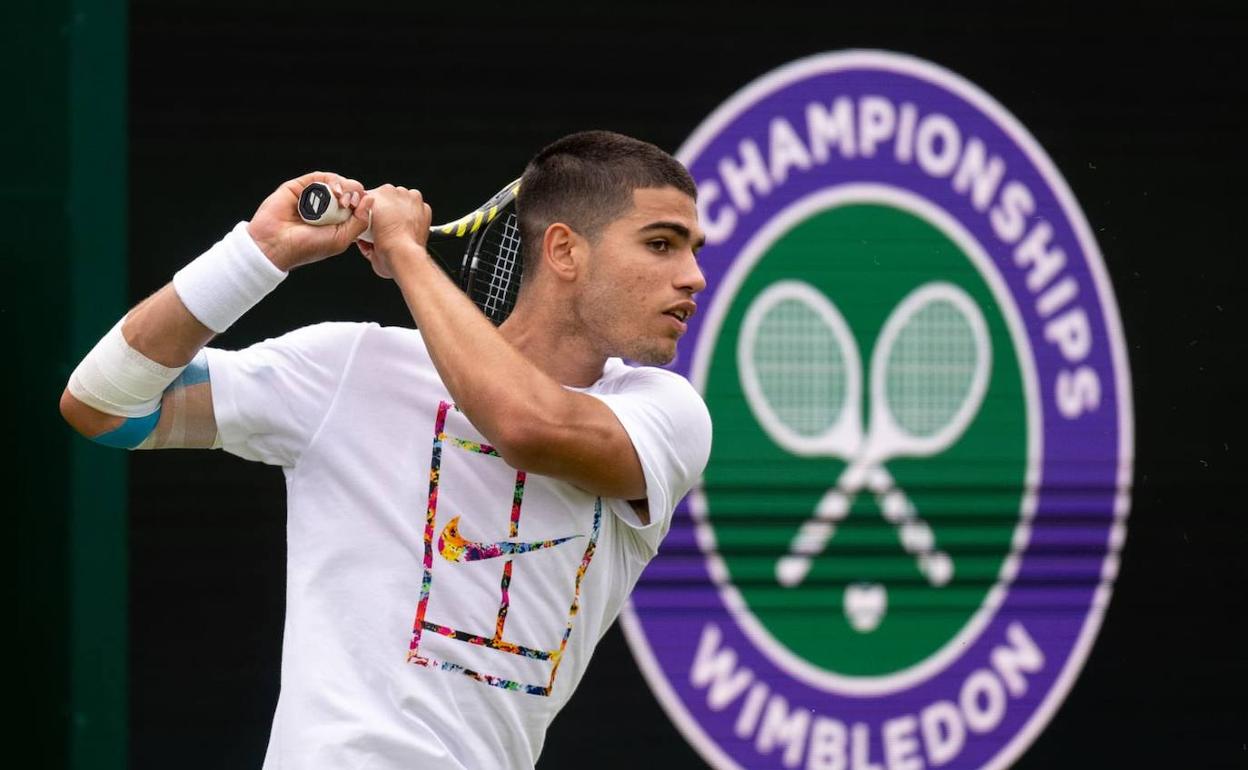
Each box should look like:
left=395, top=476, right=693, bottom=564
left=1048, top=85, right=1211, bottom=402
left=677, top=252, right=707, bottom=294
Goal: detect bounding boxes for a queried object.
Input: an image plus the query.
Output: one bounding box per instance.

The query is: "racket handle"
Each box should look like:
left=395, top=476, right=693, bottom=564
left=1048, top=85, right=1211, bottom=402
left=776, top=553, right=815, bottom=587
left=298, top=182, right=373, bottom=242
left=775, top=488, right=851, bottom=587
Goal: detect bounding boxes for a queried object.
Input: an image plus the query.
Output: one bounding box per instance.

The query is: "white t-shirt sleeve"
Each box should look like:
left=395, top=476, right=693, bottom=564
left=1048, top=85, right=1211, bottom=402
left=204, top=322, right=370, bottom=467
left=591, top=367, right=712, bottom=556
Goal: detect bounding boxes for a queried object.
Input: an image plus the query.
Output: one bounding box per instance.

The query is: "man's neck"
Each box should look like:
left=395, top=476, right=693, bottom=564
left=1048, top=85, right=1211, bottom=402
left=498, top=302, right=607, bottom=389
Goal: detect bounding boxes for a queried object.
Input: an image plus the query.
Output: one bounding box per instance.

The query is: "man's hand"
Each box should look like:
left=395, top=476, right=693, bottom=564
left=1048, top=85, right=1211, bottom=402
left=356, top=185, right=433, bottom=280
left=247, top=171, right=370, bottom=271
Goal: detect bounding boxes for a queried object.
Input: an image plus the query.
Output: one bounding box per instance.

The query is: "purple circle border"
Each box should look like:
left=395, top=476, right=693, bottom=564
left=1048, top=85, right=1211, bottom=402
left=621, top=51, right=1134, bottom=770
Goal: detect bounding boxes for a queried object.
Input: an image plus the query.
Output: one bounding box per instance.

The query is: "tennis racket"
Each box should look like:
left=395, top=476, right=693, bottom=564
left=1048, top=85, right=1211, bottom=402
left=298, top=178, right=523, bottom=324
left=739, top=280, right=990, bottom=630
left=738, top=280, right=864, bottom=582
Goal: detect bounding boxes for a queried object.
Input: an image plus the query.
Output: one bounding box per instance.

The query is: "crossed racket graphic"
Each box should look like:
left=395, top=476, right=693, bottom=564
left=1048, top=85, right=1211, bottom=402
left=737, top=280, right=992, bottom=633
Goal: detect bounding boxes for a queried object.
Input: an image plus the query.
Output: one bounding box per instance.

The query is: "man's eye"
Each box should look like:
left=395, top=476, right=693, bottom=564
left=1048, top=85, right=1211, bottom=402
left=648, top=239, right=670, bottom=252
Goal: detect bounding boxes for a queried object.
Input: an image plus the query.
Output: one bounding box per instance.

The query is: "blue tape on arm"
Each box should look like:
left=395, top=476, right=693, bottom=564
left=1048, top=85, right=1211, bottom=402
left=91, top=407, right=162, bottom=449
left=174, top=355, right=210, bottom=386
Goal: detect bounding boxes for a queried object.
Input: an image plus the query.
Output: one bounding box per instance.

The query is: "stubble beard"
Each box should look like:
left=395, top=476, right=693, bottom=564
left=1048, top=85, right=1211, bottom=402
left=625, top=339, right=677, bottom=366
left=575, top=279, right=676, bottom=366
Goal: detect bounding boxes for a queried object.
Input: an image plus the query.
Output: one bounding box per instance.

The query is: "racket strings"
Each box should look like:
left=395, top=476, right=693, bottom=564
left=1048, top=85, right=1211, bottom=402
left=469, top=212, right=522, bottom=323
left=752, top=298, right=848, bottom=437
left=884, top=300, right=978, bottom=438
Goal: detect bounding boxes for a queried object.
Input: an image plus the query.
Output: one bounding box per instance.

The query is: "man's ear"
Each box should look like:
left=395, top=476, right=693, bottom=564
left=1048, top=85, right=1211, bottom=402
left=541, top=222, right=583, bottom=282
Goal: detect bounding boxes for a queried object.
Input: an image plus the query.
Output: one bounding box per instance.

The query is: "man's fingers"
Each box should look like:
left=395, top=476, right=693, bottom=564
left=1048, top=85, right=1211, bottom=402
left=291, top=170, right=363, bottom=190
left=338, top=207, right=371, bottom=242
left=286, top=171, right=366, bottom=203
left=357, top=185, right=431, bottom=242
left=338, top=190, right=360, bottom=210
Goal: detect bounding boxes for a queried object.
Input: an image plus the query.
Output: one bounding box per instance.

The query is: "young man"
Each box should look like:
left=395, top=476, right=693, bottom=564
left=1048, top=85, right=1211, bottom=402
left=60, top=131, right=711, bottom=768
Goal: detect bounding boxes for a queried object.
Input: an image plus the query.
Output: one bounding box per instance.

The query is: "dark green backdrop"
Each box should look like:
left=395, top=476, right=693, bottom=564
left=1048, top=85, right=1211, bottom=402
left=13, top=1, right=126, bottom=767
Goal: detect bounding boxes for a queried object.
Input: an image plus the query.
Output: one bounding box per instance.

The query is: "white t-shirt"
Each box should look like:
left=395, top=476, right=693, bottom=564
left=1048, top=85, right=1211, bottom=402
left=203, top=321, right=711, bottom=769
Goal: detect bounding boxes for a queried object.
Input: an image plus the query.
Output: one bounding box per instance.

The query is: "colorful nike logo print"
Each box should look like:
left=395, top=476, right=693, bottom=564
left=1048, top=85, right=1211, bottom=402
left=437, top=516, right=582, bottom=563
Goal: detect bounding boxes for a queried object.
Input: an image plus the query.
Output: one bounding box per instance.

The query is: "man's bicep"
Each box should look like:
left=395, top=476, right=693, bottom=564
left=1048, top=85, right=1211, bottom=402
left=572, top=395, right=650, bottom=499
left=521, top=371, right=711, bottom=514
left=491, top=390, right=645, bottom=501
left=66, top=350, right=220, bottom=450
left=587, top=373, right=713, bottom=523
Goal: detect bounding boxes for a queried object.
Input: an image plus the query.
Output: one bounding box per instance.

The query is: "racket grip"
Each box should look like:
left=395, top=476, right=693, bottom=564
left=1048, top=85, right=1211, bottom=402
left=298, top=182, right=374, bottom=242
left=776, top=488, right=851, bottom=588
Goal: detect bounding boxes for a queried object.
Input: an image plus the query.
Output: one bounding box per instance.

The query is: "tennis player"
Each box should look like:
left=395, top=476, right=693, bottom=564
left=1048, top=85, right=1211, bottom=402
left=60, top=131, right=711, bottom=768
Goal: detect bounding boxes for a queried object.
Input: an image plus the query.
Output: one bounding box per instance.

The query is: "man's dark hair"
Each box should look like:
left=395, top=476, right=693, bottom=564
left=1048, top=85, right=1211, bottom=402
left=516, top=130, right=696, bottom=274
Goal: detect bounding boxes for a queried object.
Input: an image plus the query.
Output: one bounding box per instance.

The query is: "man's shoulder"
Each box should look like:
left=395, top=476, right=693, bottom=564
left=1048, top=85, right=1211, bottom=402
left=358, top=322, right=424, bottom=346
left=234, top=322, right=430, bottom=376
left=593, top=361, right=711, bottom=435
left=269, top=320, right=373, bottom=345
left=277, top=321, right=423, bottom=352
left=595, top=359, right=696, bottom=393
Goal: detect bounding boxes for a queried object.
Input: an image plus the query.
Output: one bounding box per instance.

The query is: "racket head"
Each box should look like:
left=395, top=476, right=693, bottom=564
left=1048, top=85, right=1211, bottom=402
left=737, top=280, right=863, bottom=457
left=866, top=281, right=991, bottom=458
left=459, top=201, right=523, bottom=325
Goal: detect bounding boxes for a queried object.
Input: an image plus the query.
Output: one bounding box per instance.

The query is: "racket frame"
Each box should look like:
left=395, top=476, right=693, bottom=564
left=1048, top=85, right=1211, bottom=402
left=737, top=279, right=864, bottom=458
left=742, top=280, right=987, bottom=595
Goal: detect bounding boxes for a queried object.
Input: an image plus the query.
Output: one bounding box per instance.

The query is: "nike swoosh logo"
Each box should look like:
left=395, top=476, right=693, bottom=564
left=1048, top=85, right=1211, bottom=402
left=437, top=516, right=582, bottom=563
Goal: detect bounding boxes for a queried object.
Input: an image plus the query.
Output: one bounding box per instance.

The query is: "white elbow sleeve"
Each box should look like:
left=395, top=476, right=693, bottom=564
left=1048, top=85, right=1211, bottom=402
left=172, top=221, right=287, bottom=333
left=67, top=319, right=186, bottom=417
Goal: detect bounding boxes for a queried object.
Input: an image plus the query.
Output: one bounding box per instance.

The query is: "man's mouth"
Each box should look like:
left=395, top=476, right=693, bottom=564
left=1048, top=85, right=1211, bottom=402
left=664, top=302, right=697, bottom=324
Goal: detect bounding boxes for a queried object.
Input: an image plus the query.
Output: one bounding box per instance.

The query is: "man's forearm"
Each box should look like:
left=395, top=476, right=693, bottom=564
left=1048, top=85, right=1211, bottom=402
left=59, top=285, right=209, bottom=442
left=73, top=222, right=286, bottom=397
left=62, top=172, right=368, bottom=447
left=384, top=239, right=647, bottom=500
left=123, top=284, right=217, bottom=367
left=389, top=244, right=567, bottom=448
left=61, top=223, right=284, bottom=442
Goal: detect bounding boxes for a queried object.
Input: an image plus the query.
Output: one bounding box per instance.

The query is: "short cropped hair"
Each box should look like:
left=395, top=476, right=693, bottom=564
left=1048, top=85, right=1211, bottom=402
left=516, top=130, right=696, bottom=274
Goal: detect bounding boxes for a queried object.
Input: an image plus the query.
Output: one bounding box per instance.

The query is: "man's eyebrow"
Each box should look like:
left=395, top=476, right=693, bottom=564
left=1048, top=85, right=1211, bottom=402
left=639, top=221, right=708, bottom=252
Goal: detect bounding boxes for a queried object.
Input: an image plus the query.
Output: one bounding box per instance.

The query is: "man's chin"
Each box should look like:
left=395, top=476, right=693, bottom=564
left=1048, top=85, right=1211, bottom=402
left=624, top=343, right=677, bottom=367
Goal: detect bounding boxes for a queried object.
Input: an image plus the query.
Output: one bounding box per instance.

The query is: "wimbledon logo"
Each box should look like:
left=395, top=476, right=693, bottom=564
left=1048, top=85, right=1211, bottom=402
left=620, top=51, right=1133, bottom=769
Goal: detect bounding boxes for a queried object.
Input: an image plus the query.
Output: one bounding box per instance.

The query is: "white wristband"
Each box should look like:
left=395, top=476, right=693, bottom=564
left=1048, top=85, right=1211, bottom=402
left=172, top=221, right=287, bottom=333
left=67, top=318, right=185, bottom=418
